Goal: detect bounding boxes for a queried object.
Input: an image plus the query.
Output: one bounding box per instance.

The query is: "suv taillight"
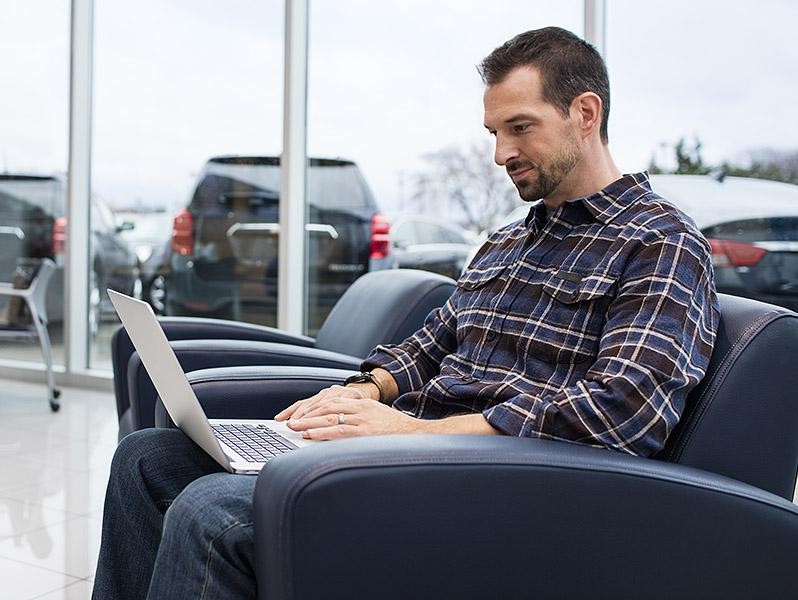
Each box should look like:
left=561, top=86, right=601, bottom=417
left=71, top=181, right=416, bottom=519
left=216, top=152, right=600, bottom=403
left=708, top=238, right=767, bottom=268
left=370, top=213, right=391, bottom=260
left=171, top=209, right=194, bottom=256
left=52, top=216, right=67, bottom=255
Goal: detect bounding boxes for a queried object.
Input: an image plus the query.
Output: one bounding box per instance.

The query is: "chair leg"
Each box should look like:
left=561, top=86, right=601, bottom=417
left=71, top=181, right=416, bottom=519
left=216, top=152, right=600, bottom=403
left=33, top=317, right=59, bottom=412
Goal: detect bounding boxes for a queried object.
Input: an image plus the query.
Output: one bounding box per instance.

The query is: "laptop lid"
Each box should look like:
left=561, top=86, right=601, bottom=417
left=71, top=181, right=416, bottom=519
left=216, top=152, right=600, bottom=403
left=107, top=289, right=232, bottom=470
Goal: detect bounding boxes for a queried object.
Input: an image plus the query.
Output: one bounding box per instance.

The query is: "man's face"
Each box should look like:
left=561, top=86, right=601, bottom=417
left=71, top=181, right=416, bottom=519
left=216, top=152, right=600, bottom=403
left=483, top=66, right=582, bottom=203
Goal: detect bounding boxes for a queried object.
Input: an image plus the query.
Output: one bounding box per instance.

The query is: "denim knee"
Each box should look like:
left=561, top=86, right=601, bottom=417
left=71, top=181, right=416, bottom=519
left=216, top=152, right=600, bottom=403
left=112, top=428, right=185, bottom=468
left=163, top=472, right=256, bottom=539
left=151, top=473, right=258, bottom=598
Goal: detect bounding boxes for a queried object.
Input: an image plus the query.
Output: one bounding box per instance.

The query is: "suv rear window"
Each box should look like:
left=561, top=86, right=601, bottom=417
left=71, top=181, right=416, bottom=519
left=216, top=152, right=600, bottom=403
left=191, top=158, right=375, bottom=212
left=0, top=176, right=63, bottom=217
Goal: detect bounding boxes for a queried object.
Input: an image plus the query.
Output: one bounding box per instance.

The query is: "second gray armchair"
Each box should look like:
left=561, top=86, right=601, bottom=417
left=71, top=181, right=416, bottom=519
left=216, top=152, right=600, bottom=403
left=112, top=269, right=456, bottom=436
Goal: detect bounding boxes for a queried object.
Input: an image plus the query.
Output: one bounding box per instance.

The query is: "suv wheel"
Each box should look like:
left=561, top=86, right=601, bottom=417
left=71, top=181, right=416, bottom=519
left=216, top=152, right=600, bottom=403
left=148, top=274, right=167, bottom=315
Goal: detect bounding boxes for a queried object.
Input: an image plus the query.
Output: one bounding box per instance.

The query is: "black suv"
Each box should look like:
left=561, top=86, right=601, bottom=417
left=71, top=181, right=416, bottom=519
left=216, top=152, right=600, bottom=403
left=165, top=156, right=392, bottom=332
left=0, top=174, right=139, bottom=332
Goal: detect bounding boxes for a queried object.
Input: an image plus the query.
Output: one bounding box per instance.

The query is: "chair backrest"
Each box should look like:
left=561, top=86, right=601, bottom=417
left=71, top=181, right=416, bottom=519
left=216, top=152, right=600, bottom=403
left=29, top=259, right=57, bottom=324
left=315, top=269, right=456, bottom=358
left=1, top=258, right=56, bottom=326
left=657, top=293, right=798, bottom=499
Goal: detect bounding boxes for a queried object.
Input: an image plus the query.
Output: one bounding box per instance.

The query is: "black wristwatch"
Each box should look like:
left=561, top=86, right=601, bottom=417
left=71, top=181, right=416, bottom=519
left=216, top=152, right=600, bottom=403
left=343, top=371, right=384, bottom=402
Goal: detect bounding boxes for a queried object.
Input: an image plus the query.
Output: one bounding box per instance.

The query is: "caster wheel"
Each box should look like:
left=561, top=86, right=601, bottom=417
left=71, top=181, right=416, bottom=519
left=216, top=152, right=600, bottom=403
left=50, top=401, right=60, bottom=412
left=54, top=389, right=61, bottom=399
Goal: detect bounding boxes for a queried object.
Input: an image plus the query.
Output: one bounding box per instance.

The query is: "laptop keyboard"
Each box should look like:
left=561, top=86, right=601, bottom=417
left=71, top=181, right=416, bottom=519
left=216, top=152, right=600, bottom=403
left=211, top=423, right=299, bottom=463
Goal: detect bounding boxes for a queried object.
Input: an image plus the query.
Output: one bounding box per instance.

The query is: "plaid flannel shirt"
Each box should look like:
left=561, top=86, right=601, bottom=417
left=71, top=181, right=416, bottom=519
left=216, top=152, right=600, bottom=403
left=363, top=172, right=719, bottom=456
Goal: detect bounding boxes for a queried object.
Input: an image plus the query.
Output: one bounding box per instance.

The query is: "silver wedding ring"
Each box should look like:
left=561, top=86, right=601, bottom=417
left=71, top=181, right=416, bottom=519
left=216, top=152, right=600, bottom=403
left=338, top=413, right=346, bottom=425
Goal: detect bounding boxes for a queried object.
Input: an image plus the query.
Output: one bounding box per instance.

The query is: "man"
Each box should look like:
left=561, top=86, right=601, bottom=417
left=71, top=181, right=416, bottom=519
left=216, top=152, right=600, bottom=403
left=93, top=27, right=718, bottom=599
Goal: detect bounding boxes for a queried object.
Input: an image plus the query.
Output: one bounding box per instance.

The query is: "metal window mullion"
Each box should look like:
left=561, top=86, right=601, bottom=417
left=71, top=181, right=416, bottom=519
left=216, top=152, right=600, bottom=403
left=278, top=0, right=308, bottom=334
left=66, top=0, right=93, bottom=372
left=584, top=0, right=606, bottom=58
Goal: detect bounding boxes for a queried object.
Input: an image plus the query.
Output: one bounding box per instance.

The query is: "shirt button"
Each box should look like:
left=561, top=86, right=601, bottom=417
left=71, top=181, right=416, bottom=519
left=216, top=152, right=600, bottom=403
left=486, top=331, right=498, bottom=342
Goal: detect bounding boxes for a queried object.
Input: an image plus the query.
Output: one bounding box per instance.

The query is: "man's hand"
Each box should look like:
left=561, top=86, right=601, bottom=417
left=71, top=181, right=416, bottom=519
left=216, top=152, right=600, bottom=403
left=274, top=384, right=377, bottom=421
left=282, top=393, right=422, bottom=440
left=274, top=384, right=419, bottom=440
left=275, top=383, right=500, bottom=440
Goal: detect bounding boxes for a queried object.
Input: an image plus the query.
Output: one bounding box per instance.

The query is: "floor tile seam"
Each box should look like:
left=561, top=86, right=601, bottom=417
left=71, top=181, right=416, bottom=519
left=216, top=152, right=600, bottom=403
left=0, top=552, right=94, bottom=583
left=0, top=489, right=103, bottom=517
left=0, top=482, right=103, bottom=505
left=0, top=554, right=84, bottom=589
left=0, top=535, right=97, bottom=581
left=0, top=511, right=84, bottom=542
left=28, top=578, right=93, bottom=600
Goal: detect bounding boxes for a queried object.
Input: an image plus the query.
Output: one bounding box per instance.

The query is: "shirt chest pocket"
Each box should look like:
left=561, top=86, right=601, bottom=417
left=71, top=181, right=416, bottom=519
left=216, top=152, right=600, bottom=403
left=455, top=263, right=510, bottom=344
left=523, top=272, right=619, bottom=364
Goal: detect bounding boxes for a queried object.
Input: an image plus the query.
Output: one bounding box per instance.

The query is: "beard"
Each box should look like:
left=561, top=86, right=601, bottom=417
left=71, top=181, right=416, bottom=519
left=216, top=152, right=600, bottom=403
left=508, top=131, right=581, bottom=202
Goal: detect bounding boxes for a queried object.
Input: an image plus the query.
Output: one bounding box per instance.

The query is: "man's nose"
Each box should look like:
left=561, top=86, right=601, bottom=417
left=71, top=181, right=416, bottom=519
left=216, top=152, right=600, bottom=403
left=493, top=135, right=518, bottom=167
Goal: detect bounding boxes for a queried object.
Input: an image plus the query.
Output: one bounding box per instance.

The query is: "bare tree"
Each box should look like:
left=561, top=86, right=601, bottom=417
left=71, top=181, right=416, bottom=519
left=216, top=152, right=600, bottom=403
left=649, top=137, right=798, bottom=185
left=722, top=148, right=798, bottom=185
left=409, top=140, right=519, bottom=232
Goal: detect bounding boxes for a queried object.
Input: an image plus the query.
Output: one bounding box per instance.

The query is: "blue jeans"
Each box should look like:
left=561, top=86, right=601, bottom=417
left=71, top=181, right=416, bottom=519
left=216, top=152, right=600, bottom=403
left=92, top=428, right=259, bottom=599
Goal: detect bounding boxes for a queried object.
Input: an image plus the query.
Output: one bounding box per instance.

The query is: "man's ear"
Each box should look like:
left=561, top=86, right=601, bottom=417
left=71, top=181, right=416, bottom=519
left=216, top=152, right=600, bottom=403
left=571, top=92, right=602, bottom=139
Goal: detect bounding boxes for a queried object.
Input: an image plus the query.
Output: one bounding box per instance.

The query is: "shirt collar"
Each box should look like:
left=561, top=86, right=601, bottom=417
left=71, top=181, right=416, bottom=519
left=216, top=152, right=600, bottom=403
left=579, top=171, right=652, bottom=224
left=523, top=171, right=652, bottom=227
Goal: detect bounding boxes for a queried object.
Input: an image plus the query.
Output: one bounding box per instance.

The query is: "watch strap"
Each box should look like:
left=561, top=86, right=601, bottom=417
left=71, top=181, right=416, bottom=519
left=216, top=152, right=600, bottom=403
left=343, top=371, right=385, bottom=403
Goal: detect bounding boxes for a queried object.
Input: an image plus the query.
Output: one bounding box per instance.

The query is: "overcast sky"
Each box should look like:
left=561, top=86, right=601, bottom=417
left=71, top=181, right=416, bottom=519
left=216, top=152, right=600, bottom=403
left=2, top=0, right=797, bottom=214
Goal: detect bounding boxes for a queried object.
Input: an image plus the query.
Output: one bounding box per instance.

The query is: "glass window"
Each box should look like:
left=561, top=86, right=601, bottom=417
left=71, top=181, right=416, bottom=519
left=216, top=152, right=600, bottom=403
left=704, top=217, right=798, bottom=243
left=0, top=2, right=69, bottom=367
left=89, top=0, right=284, bottom=369
left=392, top=221, right=418, bottom=248
left=415, top=221, right=443, bottom=246
left=607, top=1, right=798, bottom=311
left=306, top=1, right=584, bottom=331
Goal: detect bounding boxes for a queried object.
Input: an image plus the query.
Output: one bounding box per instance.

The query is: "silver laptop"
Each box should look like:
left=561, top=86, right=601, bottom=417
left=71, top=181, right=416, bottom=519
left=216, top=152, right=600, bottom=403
left=108, top=289, right=316, bottom=474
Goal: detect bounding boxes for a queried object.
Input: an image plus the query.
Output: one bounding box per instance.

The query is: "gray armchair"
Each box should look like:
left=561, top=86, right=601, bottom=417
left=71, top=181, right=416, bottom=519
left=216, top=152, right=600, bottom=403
left=172, top=293, right=798, bottom=598
left=113, top=269, right=455, bottom=435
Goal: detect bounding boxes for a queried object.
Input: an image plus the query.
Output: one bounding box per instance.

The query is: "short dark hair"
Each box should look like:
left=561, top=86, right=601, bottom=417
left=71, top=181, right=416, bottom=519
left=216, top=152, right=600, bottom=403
left=478, top=27, right=610, bottom=143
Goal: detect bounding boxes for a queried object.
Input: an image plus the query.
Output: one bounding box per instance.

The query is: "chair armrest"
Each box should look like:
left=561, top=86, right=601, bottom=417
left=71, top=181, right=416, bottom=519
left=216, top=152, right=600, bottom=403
left=0, top=284, right=29, bottom=297
left=254, top=435, right=798, bottom=600
left=111, top=317, right=316, bottom=421
left=154, top=365, right=357, bottom=427
left=129, top=340, right=362, bottom=429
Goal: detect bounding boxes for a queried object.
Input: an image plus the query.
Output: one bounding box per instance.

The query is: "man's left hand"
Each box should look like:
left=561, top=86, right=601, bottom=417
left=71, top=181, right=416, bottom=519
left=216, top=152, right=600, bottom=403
left=286, top=396, right=422, bottom=440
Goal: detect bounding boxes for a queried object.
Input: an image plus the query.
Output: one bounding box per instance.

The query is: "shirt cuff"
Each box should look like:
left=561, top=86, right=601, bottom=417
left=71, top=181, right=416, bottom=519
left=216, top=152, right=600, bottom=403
left=361, top=345, right=418, bottom=397
left=482, top=402, right=541, bottom=438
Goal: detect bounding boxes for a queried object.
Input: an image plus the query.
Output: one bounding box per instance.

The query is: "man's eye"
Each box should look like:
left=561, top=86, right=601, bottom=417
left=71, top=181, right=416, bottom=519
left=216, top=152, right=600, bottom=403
left=514, top=124, right=530, bottom=133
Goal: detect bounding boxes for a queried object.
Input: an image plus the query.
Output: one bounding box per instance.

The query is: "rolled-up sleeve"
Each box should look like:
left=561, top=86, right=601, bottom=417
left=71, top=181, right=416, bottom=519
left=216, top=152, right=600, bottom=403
left=362, top=296, right=459, bottom=396
left=484, top=231, right=719, bottom=457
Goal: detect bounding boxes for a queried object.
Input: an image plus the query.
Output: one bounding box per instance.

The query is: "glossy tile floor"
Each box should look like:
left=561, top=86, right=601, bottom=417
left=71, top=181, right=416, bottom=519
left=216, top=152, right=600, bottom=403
left=1, top=375, right=797, bottom=599
left=0, top=378, right=116, bottom=599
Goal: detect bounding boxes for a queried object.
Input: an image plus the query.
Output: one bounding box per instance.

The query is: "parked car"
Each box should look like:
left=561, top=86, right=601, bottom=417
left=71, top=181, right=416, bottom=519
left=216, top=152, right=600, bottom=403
left=165, top=156, right=392, bottom=332
left=116, top=211, right=173, bottom=315
left=0, top=174, right=139, bottom=332
left=138, top=238, right=171, bottom=315
left=650, top=174, right=798, bottom=311
left=462, top=203, right=533, bottom=271
left=471, top=174, right=798, bottom=312
left=389, top=213, right=480, bottom=280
